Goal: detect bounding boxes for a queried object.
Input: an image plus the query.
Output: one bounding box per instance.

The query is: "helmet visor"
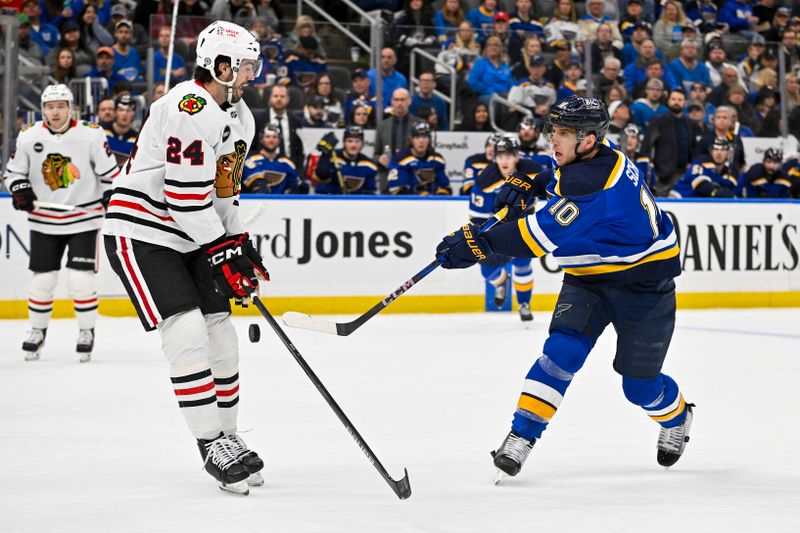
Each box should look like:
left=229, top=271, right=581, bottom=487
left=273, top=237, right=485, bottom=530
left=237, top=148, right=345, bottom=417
left=239, top=58, right=263, bottom=79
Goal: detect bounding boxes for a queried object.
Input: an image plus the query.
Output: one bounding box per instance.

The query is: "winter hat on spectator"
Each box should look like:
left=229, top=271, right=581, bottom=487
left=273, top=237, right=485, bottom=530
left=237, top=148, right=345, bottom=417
left=351, top=68, right=368, bottom=80
left=111, top=4, right=128, bottom=18
left=529, top=55, right=546, bottom=66
left=494, top=12, right=510, bottom=22
left=687, top=101, right=703, bottom=112
left=751, top=34, right=766, bottom=47
left=607, top=100, right=624, bottom=118
left=62, top=19, right=80, bottom=33
left=308, top=95, right=326, bottom=108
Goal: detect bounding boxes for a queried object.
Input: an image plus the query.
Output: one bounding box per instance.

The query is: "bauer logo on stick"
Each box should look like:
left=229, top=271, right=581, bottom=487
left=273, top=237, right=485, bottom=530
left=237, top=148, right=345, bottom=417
left=178, top=94, right=207, bottom=115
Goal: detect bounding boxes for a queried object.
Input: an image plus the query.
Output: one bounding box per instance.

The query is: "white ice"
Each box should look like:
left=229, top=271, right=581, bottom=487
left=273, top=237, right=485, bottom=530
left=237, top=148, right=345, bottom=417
left=1, top=309, right=799, bottom=533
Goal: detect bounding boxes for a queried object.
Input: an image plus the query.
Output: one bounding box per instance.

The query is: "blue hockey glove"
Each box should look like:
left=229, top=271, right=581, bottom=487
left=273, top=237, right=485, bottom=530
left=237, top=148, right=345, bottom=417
left=493, top=171, right=536, bottom=219
left=436, top=223, right=507, bottom=269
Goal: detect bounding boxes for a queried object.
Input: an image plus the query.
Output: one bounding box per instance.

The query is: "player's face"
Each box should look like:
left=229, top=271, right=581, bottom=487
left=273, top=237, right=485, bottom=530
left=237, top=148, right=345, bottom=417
left=231, top=59, right=259, bottom=103
left=158, top=28, right=171, bottom=48
left=764, top=159, right=780, bottom=173
left=549, top=125, right=579, bottom=165
left=518, top=126, right=535, bottom=143
left=626, top=133, right=639, bottom=152
left=496, top=153, right=519, bottom=176
left=485, top=143, right=495, bottom=160
left=115, top=106, right=135, bottom=127
left=711, top=147, right=729, bottom=165
left=262, top=131, right=280, bottom=151
left=410, top=135, right=429, bottom=154
left=43, top=101, right=70, bottom=130
left=353, top=107, right=369, bottom=125
left=344, top=137, right=362, bottom=156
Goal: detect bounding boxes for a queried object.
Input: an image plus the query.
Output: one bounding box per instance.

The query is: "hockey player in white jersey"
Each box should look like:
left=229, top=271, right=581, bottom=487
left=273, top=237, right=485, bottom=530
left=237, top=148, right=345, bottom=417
left=101, top=21, right=268, bottom=496
left=4, top=84, right=120, bottom=362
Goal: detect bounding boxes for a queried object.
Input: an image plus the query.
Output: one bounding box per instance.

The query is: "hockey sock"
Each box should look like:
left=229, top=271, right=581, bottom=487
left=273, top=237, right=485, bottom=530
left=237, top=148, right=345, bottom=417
left=159, top=310, right=222, bottom=440
left=512, top=263, right=534, bottom=305
left=205, top=312, right=240, bottom=435
left=622, top=374, right=688, bottom=428
left=69, top=269, right=98, bottom=330
left=28, top=271, right=59, bottom=330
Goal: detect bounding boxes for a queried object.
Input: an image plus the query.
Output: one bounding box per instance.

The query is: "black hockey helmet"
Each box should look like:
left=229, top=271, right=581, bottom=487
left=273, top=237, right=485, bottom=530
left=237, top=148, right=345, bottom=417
left=485, top=132, right=502, bottom=147
left=518, top=116, right=537, bottom=132
left=544, top=96, right=610, bottom=143
left=494, top=135, right=520, bottom=156
left=410, top=121, right=432, bottom=138
left=764, top=147, right=783, bottom=162
left=343, top=125, right=364, bottom=141
left=711, top=136, right=732, bottom=151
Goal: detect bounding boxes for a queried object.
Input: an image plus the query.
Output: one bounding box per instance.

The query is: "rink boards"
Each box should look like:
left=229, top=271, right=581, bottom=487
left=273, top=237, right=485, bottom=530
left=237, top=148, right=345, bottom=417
left=1, top=196, right=800, bottom=318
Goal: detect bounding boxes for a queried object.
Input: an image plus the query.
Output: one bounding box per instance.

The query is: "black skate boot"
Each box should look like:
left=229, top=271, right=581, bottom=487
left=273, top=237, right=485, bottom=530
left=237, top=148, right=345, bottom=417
left=22, top=328, right=47, bottom=361
left=76, top=328, right=94, bottom=363
left=197, top=435, right=251, bottom=495
left=492, top=430, right=536, bottom=484
left=227, top=433, right=265, bottom=487
left=657, top=404, right=694, bottom=468
left=493, top=277, right=510, bottom=308
left=518, top=303, right=533, bottom=322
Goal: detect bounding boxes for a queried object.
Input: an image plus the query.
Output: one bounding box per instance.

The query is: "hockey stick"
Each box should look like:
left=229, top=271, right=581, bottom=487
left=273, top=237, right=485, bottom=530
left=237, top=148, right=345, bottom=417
left=33, top=200, right=99, bottom=213
left=252, top=295, right=412, bottom=500
left=282, top=207, right=510, bottom=336
left=331, top=151, right=348, bottom=195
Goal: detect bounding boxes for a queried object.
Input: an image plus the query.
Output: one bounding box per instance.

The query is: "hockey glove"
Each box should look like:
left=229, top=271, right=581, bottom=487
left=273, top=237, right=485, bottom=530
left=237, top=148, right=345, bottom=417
left=493, top=172, right=537, bottom=219
left=436, top=223, right=508, bottom=269
left=204, top=234, right=261, bottom=299
left=241, top=232, right=270, bottom=282
left=711, top=186, right=735, bottom=198
left=316, top=132, right=338, bottom=157
left=10, top=180, right=36, bottom=212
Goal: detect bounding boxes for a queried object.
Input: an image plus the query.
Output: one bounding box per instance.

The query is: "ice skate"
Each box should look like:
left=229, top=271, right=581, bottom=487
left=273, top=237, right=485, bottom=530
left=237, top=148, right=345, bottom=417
left=228, top=433, right=265, bottom=487
left=494, top=277, right=510, bottom=308
left=197, top=435, right=251, bottom=495
left=657, top=404, right=694, bottom=468
left=76, top=328, right=94, bottom=363
left=22, top=328, right=46, bottom=361
left=491, top=431, right=536, bottom=484
left=518, top=303, right=533, bottom=322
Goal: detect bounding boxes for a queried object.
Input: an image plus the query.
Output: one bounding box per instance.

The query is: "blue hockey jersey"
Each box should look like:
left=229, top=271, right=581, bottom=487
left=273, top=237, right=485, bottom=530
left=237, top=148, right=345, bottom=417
left=671, top=158, right=737, bottom=198
left=314, top=149, right=378, bottom=195
left=469, top=158, right=543, bottom=221
left=484, top=144, right=681, bottom=286
left=743, top=163, right=794, bottom=198
left=242, top=151, right=299, bottom=194
left=462, top=152, right=491, bottom=195
left=388, top=149, right=450, bottom=195
left=519, top=146, right=555, bottom=170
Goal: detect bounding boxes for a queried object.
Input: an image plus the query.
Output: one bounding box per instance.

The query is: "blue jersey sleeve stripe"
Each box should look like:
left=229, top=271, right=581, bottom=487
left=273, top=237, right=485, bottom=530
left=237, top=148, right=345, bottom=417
left=555, top=229, right=678, bottom=268
left=517, top=218, right=547, bottom=257
left=603, top=150, right=625, bottom=189
left=562, top=241, right=680, bottom=276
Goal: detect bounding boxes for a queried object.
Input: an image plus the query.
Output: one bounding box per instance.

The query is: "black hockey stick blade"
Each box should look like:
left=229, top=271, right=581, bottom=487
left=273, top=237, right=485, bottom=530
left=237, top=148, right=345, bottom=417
left=252, top=296, right=412, bottom=500
left=282, top=207, right=511, bottom=336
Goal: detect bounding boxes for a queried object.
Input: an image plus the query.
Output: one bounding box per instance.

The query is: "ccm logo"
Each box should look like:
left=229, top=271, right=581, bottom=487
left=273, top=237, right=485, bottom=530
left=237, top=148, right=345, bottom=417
left=462, top=225, right=486, bottom=260
left=504, top=176, right=531, bottom=190
left=210, top=246, right=243, bottom=265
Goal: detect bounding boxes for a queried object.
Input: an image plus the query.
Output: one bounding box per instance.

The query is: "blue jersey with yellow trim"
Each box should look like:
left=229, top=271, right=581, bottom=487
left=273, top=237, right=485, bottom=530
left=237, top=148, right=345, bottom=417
left=469, top=158, right=543, bottom=221
left=633, top=153, right=655, bottom=189
left=743, top=163, right=794, bottom=198
left=314, top=149, right=378, bottom=194
left=519, top=146, right=555, bottom=170
left=671, top=157, right=737, bottom=198
left=462, top=152, right=491, bottom=195
left=484, top=144, right=681, bottom=287
left=284, top=53, right=327, bottom=87
left=242, top=151, right=298, bottom=194
left=388, top=149, right=450, bottom=195
left=102, top=123, right=138, bottom=163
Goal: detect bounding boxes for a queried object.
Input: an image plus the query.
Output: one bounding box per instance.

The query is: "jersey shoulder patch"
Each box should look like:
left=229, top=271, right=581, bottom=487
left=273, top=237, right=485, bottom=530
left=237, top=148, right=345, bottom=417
left=178, top=93, right=207, bottom=116
left=81, top=121, right=101, bottom=129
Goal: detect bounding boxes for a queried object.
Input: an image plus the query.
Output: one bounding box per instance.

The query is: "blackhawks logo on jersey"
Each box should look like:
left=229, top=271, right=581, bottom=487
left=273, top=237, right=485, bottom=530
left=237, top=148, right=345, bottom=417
left=42, top=153, right=81, bottom=190
left=82, top=121, right=101, bottom=129
left=215, top=140, right=248, bottom=198
left=178, top=94, right=207, bottom=115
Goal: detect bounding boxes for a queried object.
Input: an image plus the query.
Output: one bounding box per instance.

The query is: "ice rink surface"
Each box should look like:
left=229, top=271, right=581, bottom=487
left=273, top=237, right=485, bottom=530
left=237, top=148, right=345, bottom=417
left=1, top=308, right=799, bottom=533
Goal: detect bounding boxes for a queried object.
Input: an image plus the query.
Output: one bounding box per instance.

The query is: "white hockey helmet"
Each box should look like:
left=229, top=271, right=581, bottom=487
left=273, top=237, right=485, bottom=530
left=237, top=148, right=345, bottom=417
left=196, top=21, right=262, bottom=101
left=41, top=84, right=74, bottom=108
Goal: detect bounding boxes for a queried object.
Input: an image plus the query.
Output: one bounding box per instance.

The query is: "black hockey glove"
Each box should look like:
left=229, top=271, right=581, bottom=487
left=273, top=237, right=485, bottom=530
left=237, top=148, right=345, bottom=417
left=204, top=234, right=265, bottom=299
left=241, top=232, right=270, bottom=282
left=316, top=132, right=338, bottom=157
left=10, top=180, right=36, bottom=212
left=436, top=223, right=508, bottom=269
left=493, top=172, right=537, bottom=219
left=711, top=186, right=735, bottom=198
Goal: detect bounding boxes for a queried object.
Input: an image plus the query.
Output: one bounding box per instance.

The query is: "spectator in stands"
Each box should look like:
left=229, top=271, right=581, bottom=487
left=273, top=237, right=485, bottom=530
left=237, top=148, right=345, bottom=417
left=52, top=48, right=77, bottom=85
left=780, top=28, right=800, bottom=71
left=763, top=7, right=791, bottom=43
left=152, top=82, right=167, bottom=102
left=621, top=21, right=655, bottom=66
left=102, top=94, right=139, bottom=165
left=688, top=81, right=715, bottom=125
left=411, top=70, right=449, bottom=131
left=579, top=0, right=624, bottom=48
left=623, top=39, right=660, bottom=89
left=785, top=73, right=800, bottom=112
left=629, top=56, right=676, bottom=98
left=510, top=36, right=542, bottom=80
left=545, top=40, right=572, bottom=87
left=738, top=36, right=766, bottom=87
left=594, top=56, right=624, bottom=102
left=752, top=86, right=781, bottom=136
left=668, top=38, right=712, bottom=93
left=591, top=22, right=624, bottom=74
left=368, top=48, right=409, bottom=109
left=107, top=4, right=147, bottom=58
left=46, top=19, right=93, bottom=74
left=300, top=96, right=328, bottom=128
left=709, top=64, right=746, bottom=106
left=40, top=0, right=71, bottom=28
left=22, top=0, right=60, bottom=52
left=85, top=46, right=127, bottom=93
left=556, top=58, right=584, bottom=101
left=719, top=0, right=760, bottom=41
left=348, top=100, right=374, bottom=128
left=72, top=0, right=111, bottom=25
left=508, top=55, right=556, bottom=117
left=619, top=0, right=646, bottom=42
left=96, top=97, right=116, bottom=123
left=153, top=26, right=188, bottom=84
left=687, top=101, right=709, bottom=135
left=751, top=0, right=776, bottom=33
left=750, top=48, right=778, bottom=91
left=544, top=0, right=579, bottom=47
left=467, top=36, right=514, bottom=104
left=723, top=84, right=758, bottom=133
left=416, top=106, right=440, bottom=131
left=285, top=36, right=327, bottom=91
left=510, top=0, right=545, bottom=56
left=254, top=0, right=286, bottom=34
left=653, top=0, right=689, bottom=52
left=434, top=0, right=465, bottom=44
left=395, top=0, right=437, bottom=52
left=112, top=21, right=143, bottom=83
left=18, top=14, right=46, bottom=64
left=631, top=78, right=667, bottom=129
left=644, top=88, right=698, bottom=195
left=310, top=74, right=343, bottom=128
left=466, top=0, right=498, bottom=43
left=285, top=16, right=326, bottom=59
left=490, top=11, right=512, bottom=53
left=604, top=82, right=628, bottom=106
left=440, top=20, right=481, bottom=80
left=210, top=0, right=255, bottom=24
left=456, top=102, right=493, bottom=132
left=607, top=100, right=632, bottom=134
left=258, top=85, right=305, bottom=171
left=78, top=3, right=114, bottom=54
left=697, top=105, right=746, bottom=176
left=344, top=69, right=375, bottom=125
left=374, top=88, right=423, bottom=167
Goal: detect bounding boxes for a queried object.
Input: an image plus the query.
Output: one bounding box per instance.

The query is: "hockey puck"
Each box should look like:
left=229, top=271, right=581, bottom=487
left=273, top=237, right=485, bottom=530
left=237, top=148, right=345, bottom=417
left=248, top=323, right=261, bottom=343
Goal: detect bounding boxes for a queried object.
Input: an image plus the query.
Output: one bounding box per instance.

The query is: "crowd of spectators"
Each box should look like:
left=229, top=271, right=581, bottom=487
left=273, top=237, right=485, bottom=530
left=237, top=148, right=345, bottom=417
left=3, top=0, right=800, bottom=197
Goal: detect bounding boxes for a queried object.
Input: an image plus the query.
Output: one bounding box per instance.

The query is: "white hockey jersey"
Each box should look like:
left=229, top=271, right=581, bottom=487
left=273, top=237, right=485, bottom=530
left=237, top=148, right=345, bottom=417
left=4, top=120, right=119, bottom=235
left=102, top=80, right=255, bottom=253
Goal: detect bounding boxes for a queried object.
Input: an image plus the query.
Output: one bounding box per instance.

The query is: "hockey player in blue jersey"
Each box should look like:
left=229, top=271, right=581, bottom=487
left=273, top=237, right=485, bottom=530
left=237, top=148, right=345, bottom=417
left=387, top=122, right=451, bottom=195
left=242, top=125, right=299, bottom=194
left=436, top=96, right=693, bottom=480
left=743, top=148, right=794, bottom=198
left=621, top=124, right=655, bottom=190
left=313, top=126, right=378, bottom=194
left=469, top=136, right=543, bottom=321
left=517, top=117, right=555, bottom=170
left=670, top=136, right=737, bottom=198
left=461, top=133, right=500, bottom=195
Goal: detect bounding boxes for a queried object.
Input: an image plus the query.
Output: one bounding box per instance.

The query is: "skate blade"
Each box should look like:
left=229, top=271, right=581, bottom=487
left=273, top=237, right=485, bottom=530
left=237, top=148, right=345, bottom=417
left=24, top=351, right=41, bottom=361
left=247, top=472, right=265, bottom=487
left=78, top=353, right=92, bottom=363
left=493, top=469, right=509, bottom=485
left=218, top=480, right=250, bottom=495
